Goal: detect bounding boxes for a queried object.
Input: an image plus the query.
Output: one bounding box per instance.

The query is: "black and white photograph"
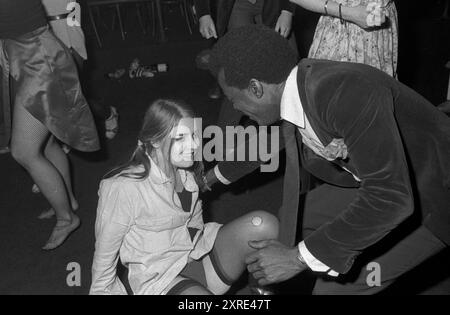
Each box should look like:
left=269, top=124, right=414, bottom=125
left=0, top=0, right=449, bottom=297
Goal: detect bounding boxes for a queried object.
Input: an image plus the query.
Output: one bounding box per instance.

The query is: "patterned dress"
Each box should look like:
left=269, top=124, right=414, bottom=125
left=309, top=0, right=398, bottom=77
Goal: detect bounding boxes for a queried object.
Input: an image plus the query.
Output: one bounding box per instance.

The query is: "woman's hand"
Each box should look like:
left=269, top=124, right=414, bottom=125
left=365, top=2, right=387, bottom=27
left=275, top=11, right=293, bottom=38
left=349, top=4, right=386, bottom=29
left=199, top=15, right=218, bottom=39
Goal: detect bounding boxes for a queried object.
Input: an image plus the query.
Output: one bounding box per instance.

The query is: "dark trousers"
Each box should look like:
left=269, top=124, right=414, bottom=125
left=227, top=0, right=297, bottom=53
left=228, top=0, right=265, bottom=27
left=0, top=110, right=7, bottom=149
left=0, top=67, right=11, bottom=149
left=69, top=48, right=109, bottom=121
left=0, top=76, right=6, bottom=147
left=302, top=183, right=447, bottom=295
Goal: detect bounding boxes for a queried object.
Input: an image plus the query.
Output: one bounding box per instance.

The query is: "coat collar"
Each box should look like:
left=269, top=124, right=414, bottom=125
left=296, top=59, right=335, bottom=147
left=146, top=153, right=199, bottom=192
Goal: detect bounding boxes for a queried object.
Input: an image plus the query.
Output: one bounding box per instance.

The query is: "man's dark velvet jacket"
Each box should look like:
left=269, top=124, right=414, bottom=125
left=217, top=59, right=450, bottom=274
left=193, top=0, right=296, bottom=37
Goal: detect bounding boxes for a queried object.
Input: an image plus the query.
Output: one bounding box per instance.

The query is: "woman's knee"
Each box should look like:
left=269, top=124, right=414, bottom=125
left=10, top=141, right=43, bottom=168
left=10, top=144, right=32, bottom=166
left=244, top=210, right=279, bottom=241
left=219, top=211, right=279, bottom=248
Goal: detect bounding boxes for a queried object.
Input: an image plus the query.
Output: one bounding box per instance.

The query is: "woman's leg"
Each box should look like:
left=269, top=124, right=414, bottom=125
left=10, top=103, right=80, bottom=250
left=43, top=136, right=79, bottom=211
left=205, top=211, right=279, bottom=294
left=166, top=277, right=213, bottom=295
left=176, top=285, right=213, bottom=295
left=37, top=137, right=79, bottom=219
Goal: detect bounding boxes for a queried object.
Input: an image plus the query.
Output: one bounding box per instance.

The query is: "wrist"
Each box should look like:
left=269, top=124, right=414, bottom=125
left=199, top=14, right=212, bottom=23
left=341, top=5, right=353, bottom=21
left=205, top=168, right=218, bottom=188
left=281, top=10, right=293, bottom=17
left=293, top=247, right=307, bottom=270
left=344, top=5, right=365, bottom=26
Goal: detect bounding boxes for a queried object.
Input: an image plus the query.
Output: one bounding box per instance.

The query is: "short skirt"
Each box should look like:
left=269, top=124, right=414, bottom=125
left=0, top=25, right=99, bottom=152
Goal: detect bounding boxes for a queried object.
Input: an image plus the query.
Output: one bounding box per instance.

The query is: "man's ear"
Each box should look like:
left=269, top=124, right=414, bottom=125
left=249, top=79, right=264, bottom=99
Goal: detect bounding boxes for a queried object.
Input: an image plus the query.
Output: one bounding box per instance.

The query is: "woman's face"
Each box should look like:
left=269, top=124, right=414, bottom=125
left=169, top=117, right=201, bottom=169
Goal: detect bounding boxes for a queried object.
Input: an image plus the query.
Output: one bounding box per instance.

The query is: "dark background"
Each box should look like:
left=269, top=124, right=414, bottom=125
left=0, top=0, right=448, bottom=295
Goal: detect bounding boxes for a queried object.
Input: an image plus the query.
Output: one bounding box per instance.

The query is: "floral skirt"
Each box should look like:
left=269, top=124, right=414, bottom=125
left=308, top=1, right=398, bottom=77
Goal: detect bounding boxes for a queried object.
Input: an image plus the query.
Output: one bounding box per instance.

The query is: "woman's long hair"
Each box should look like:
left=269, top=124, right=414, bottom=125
left=104, top=99, right=206, bottom=191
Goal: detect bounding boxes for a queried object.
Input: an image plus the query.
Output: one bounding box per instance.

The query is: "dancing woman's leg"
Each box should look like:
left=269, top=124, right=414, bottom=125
left=43, top=136, right=79, bottom=211
left=10, top=103, right=79, bottom=250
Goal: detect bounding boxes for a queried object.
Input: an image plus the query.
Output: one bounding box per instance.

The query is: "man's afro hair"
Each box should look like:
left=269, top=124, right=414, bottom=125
left=208, top=24, right=298, bottom=89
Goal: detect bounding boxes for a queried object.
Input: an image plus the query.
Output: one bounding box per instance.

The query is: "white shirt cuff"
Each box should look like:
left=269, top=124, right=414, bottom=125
left=298, top=241, right=339, bottom=277
left=281, top=10, right=293, bottom=16
left=214, top=165, right=231, bottom=185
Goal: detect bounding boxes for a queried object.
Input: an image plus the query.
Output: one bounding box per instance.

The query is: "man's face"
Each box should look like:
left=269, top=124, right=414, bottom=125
left=218, top=69, right=281, bottom=126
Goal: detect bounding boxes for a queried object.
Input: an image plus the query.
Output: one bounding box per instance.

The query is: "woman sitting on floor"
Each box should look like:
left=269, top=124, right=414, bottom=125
left=90, top=99, right=279, bottom=295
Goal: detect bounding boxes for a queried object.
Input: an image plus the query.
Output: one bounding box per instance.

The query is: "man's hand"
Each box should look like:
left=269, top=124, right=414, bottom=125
left=246, top=240, right=307, bottom=286
left=199, top=15, right=218, bottom=39
left=275, top=11, right=293, bottom=38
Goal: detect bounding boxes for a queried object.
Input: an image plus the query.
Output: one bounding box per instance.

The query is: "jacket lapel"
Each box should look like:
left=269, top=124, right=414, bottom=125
left=297, top=59, right=336, bottom=147
left=296, top=60, right=360, bottom=188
